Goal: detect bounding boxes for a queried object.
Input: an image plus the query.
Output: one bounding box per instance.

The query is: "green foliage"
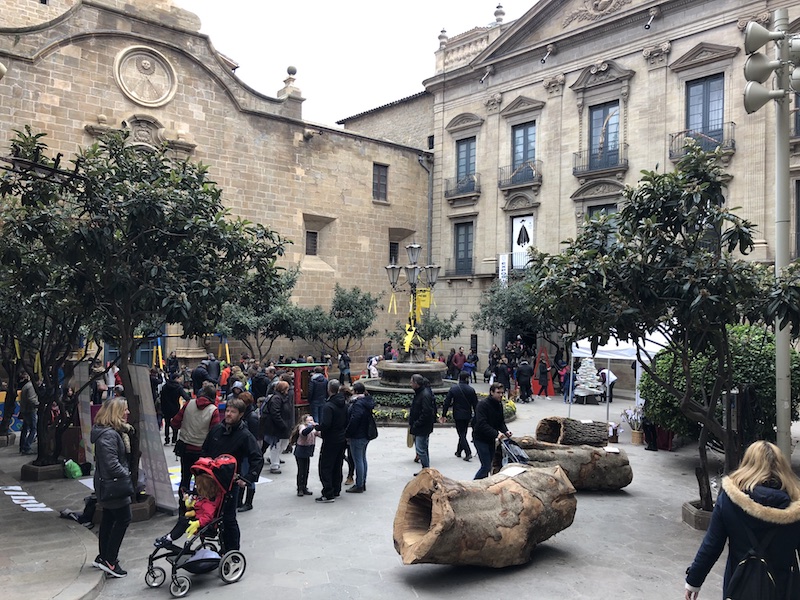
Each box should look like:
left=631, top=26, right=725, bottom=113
left=371, top=391, right=516, bottom=423
left=641, top=324, right=800, bottom=441
left=298, top=284, right=382, bottom=356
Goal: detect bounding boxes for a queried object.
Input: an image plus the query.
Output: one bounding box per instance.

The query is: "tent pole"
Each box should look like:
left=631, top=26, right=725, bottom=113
left=606, top=358, right=611, bottom=423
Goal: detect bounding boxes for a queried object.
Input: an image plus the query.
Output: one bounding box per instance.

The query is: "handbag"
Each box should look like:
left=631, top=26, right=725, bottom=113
left=174, top=439, right=186, bottom=457
left=367, top=412, right=379, bottom=440
left=96, top=474, right=134, bottom=503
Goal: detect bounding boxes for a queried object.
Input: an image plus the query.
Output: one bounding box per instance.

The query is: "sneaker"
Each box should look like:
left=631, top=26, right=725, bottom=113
left=463, top=455, right=472, bottom=462
left=297, top=490, right=305, bottom=497
left=91, top=555, right=102, bottom=568
left=269, top=468, right=282, bottom=475
left=345, top=485, right=364, bottom=493
left=154, top=535, right=172, bottom=548
left=315, top=496, right=334, bottom=503
left=345, top=477, right=354, bottom=486
left=303, top=489, right=313, bottom=496
left=96, top=558, right=127, bottom=578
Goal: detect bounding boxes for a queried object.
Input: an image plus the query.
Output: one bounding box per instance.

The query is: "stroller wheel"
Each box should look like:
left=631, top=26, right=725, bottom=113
left=219, top=550, right=246, bottom=583
left=169, top=575, right=191, bottom=598
left=145, top=566, right=166, bottom=588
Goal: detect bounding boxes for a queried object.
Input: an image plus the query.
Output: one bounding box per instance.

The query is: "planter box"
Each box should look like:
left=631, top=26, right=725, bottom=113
left=682, top=500, right=712, bottom=530
left=21, top=462, right=64, bottom=481
left=93, top=494, right=156, bottom=524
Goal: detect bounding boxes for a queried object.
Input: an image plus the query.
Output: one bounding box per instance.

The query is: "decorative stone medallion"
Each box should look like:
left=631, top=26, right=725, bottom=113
left=114, top=46, right=177, bottom=108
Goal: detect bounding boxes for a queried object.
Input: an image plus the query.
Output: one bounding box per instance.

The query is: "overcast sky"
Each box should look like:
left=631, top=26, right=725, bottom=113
left=174, top=1, right=526, bottom=126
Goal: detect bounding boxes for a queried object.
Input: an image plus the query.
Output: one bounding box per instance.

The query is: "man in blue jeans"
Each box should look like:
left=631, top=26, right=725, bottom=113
left=409, top=374, right=436, bottom=474
left=472, top=382, right=512, bottom=479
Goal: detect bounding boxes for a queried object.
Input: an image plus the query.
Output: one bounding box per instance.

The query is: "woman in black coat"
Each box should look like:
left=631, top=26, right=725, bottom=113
left=408, top=374, right=436, bottom=471
left=685, top=441, right=800, bottom=599
left=90, top=397, right=133, bottom=578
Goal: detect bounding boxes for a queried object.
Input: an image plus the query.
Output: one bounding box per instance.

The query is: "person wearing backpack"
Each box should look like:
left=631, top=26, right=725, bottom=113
left=684, top=440, right=800, bottom=600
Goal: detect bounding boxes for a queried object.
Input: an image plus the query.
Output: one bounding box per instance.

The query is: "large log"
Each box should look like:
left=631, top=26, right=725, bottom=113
left=393, top=465, right=576, bottom=568
left=535, top=416, right=608, bottom=446
left=494, top=436, right=633, bottom=491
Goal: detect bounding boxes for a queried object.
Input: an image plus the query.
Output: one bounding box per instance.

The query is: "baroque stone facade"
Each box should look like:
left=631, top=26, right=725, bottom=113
left=343, top=0, right=800, bottom=356
left=0, top=0, right=430, bottom=364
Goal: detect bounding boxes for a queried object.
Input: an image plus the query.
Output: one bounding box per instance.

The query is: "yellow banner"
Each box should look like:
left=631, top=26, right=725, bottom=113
left=416, top=288, right=431, bottom=309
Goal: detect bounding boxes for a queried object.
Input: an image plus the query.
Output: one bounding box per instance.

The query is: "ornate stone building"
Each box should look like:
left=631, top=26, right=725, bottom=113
left=343, top=0, right=799, bottom=355
left=0, top=0, right=430, bottom=364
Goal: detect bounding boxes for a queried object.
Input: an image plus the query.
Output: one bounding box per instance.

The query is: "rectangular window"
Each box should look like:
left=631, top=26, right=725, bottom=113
left=305, top=230, right=318, bottom=256
left=587, top=204, right=618, bottom=220
left=456, top=137, right=476, bottom=194
left=454, top=221, right=474, bottom=275
left=372, top=163, right=388, bottom=201
left=686, top=74, right=724, bottom=151
left=511, top=122, right=537, bottom=184
left=427, top=135, right=435, bottom=150
left=589, top=101, right=619, bottom=170
left=389, top=241, right=399, bottom=265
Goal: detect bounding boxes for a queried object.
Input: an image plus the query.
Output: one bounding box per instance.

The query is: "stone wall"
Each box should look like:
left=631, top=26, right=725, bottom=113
left=338, top=93, right=434, bottom=150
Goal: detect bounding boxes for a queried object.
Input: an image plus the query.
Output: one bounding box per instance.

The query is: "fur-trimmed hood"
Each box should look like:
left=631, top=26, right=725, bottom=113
left=722, top=476, right=800, bottom=525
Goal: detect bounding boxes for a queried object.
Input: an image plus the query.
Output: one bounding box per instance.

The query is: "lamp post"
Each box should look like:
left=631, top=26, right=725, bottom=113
left=743, top=8, right=797, bottom=459
left=385, top=243, right=440, bottom=362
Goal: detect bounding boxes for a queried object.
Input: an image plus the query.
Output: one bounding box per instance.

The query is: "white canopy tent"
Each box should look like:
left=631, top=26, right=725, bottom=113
left=569, top=332, right=669, bottom=421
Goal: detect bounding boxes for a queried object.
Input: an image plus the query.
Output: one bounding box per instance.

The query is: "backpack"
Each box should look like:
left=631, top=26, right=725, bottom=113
left=725, top=526, right=782, bottom=600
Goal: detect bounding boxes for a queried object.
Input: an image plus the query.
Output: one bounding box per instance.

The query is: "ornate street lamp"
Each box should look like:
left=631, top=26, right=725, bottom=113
left=385, top=243, right=439, bottom=361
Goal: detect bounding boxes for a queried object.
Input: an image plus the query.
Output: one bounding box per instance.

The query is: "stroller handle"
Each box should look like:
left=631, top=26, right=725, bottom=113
left=235, top=474, right=253, bottom=486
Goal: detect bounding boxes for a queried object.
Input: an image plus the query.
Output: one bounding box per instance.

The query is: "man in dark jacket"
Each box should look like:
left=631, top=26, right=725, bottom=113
left=259, top=380, right=293, bottom=474
left=515, top=359, right=534, bottom=403
left=307, top=366, right=328, bottom=424
left=409, top=373, right=436, bottom=473
left=206, top=353, right=221, bottom=383
left=201, top=398, right=263, bottom=551
left=160, top=373, right=190, bottom=445
left=493, top=357, right=511, bottom=398
left=441, top=371, right=478, bottom=461
left=250, top=368, right=270, bottom=402
left=472, top=382, right=512, bottom=479
left=344, top=381, right=376, bottom=493
left=191, top=360, right=215, bottom=396
left=314, top=379, right=348, bottom=502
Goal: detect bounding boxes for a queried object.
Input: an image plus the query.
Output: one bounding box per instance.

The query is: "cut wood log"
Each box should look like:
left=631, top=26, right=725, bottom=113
left=493, top=436, right=633, bottom=491
left=393, top=464, right=576, bottom=568
left=535, top=416, right=608, bottom=447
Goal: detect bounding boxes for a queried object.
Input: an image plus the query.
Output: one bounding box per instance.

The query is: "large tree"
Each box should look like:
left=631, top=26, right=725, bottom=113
left=2, top=128, right=288, bottom=487
left=511, top=142, right=774, bottom=509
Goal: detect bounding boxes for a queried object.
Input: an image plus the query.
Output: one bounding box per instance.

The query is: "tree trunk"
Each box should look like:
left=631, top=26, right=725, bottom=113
left=535, top=416, right=608, bottom=447
left=393, top=464, right=577, bottom=568
left=0, top=364, right=18, bottom=435
left=496, top=436, right=633, bottom=491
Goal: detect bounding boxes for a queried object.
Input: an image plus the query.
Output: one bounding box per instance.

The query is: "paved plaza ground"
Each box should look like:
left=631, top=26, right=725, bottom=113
left=0, top=388, right=748, bottom=600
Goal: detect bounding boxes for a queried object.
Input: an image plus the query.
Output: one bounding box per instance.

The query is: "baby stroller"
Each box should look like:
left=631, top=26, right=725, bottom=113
left=145, top=454, right=247, bottom=597
left=500, top=438, right=529, bottom=467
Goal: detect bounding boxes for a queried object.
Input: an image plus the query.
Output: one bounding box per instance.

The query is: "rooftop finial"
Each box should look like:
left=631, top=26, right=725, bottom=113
left=495, top=4, right=505, bottom=24
left=438, top=28, right=448, bottom=49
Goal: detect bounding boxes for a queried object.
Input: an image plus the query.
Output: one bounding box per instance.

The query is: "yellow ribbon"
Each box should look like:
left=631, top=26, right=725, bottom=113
left=34, top=352, right=42, bottom=377
left=14, top=339, right=21, bottom=359
left=388, top=292, right=397, bottom=314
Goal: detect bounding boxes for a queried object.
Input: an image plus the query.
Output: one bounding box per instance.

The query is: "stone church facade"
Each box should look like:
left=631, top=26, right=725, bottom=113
left=0, top=0, right=430, bottom=364
left=343, top=0, right=800, bottom=356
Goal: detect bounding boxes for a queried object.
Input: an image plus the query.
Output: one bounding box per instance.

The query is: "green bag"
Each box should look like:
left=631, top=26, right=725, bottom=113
left=64, top=459, right=82, bottom=479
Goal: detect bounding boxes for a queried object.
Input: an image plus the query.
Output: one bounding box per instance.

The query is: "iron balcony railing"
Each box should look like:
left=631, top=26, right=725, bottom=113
left=497, top=252, right=531, bottom=273
left=669, top=122, right=735, bottom=159
left=445, top=256, right=474, bottom=277
left=573, top=143, right=628, bottom=175
left=497, top=160, right=543, bottom=189
left=444, top=173, right=481, bottom=198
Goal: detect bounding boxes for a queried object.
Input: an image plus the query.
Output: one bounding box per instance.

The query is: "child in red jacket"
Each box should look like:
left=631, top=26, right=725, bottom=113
left=153, top=473, right=221, bottom=548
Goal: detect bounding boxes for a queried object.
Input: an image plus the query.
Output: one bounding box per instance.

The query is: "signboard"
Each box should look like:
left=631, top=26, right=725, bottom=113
left=498, top=253, right=509, bottom=287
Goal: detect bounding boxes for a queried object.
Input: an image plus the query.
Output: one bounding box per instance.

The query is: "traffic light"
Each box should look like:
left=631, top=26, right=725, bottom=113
left=743, top=20, right=789, bottom=114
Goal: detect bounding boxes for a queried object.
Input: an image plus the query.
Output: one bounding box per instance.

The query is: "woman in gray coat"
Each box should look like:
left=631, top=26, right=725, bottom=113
left=90, top=398, right=133, bottom=578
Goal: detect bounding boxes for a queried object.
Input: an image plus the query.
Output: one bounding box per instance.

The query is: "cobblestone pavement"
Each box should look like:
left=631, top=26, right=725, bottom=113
left=1, top=390, right=742, bottom=600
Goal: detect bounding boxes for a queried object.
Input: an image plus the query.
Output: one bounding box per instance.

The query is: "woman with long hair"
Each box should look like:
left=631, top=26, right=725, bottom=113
left=91, top=397, right=133, bottom=578
left=685, top=441, right=800, bottom=599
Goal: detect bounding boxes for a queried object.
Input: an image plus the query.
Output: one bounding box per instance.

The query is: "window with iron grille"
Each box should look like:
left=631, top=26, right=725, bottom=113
left=589, top=101, right=619, bottom=171
left=389, top=241, right=399, bottom=265
left=454, top=221, right=474, bottom=275
left=305, top=230, right=318, bottom=256
left=686, top=74, right=724, bottom=151
left=373, top=163, right=388, bottom=201
left=456, top=137, right=476, bottom=194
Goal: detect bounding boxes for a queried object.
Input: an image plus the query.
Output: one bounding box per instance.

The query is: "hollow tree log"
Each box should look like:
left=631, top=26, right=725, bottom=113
left=535, top=416, right=608, bottom=447
left=393, top=465, right=576, bottom=568
left=493, top=436, right=633, bottom=491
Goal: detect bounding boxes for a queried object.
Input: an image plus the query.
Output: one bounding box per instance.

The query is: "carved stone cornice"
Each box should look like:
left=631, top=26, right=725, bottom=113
left=570, top=60, right=635, bottom=93
left=484, top=93, right=503, bottom=113
left=737, top=12, right=771, bottom=32
left=642, top=42, right=671, bottom=68
left=543, top=74, right=566, bottom=96
left=562, top=0, right=633, bottom=29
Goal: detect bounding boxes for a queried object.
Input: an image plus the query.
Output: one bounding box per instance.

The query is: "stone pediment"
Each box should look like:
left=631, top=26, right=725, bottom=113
left=570, top=179, right=624, bottom=201
left=500, top=96, right=546, bottom=119
left=570, top=59, right=634, bottom=92
left=472, top=0, right=645, bottom=66
left=669, top=43, right=740, bottom=73
left=445, top=113, right=485, bottom=134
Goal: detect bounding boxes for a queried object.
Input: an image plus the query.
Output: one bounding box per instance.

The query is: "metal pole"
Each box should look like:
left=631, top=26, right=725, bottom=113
left=774, top=8, right=792, bottom=459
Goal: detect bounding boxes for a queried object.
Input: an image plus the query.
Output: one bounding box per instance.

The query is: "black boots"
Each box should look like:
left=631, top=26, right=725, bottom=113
left=237, top=487, right=255, bottom=512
